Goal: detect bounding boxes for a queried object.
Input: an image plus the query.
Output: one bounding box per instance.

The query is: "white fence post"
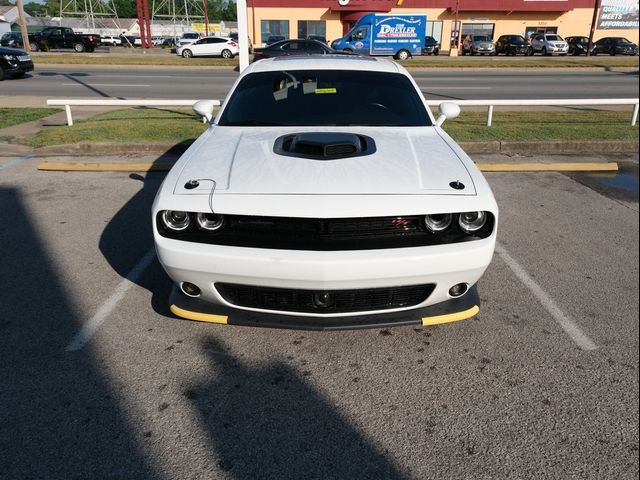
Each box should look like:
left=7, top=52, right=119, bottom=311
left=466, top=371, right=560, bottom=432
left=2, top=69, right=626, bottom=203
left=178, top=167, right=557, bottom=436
left=487, top=105, right=494, bottom=127
left=632, top=104, right=639, bottom=127
left=65, top=105, right=73, bottom=127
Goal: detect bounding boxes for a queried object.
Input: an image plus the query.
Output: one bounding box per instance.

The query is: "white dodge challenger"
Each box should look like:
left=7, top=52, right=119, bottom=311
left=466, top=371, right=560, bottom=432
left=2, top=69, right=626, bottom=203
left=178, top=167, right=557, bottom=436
left=152, top=56, right=498, bottom=329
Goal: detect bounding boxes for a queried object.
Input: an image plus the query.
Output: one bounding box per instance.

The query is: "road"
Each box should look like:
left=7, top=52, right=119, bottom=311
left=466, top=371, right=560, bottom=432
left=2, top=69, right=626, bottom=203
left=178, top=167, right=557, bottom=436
left=0, top=151, right=638, bottom=479
left=1, top=65, right=638, bottom=101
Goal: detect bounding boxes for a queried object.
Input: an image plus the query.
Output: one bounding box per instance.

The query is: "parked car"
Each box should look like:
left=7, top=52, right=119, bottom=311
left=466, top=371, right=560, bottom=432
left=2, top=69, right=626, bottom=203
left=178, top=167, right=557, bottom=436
left=119, top=35, right=137, bottom=47
left=529, top=33, right=569, bottom=55
left=593, top=37, right=639, bottom=56
left=100, top=35, right=122, bottom=47
left=566, top=36, right=597, bottom=55
left=153, top=56, right=498, bottom=328
left=422, top=36, right=440, bottom=55
left=229, top=32, right=253, bottom=54
left=307, top=35, right=327, bottom=44
left=162, top=37, right=178, bottom=48
left=461, top=34, right=495, bottom=55
left=176, top=36, right=238, bottom=58
left=0, top=46, right=34, bottom=81
left=495, top=34, right=531, bottom=55
left=177, top=32, right=200, bottom=47
left=265, top=35, right=285, bottom=46
left=253, top=39, right=347, bottom=61
left=28, top=27, right=100, bottom=53
left=1, top=32, right=23, bottom=48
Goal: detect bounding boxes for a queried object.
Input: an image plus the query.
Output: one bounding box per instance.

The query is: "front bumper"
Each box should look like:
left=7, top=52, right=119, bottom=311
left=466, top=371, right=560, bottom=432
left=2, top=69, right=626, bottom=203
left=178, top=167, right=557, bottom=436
left=155, top=235, right=495, bottom=318
left=2, top=59, right=33, bottom=74
left=473, top=46, right=495, bottom=54
left=169, top=283, right=481, bottom=330
left=547, top=45, right=569, bottom=54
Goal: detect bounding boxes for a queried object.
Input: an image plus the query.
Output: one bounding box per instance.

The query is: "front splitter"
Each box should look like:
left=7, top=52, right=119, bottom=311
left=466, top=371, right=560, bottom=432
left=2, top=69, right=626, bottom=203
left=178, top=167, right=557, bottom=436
left=168, top=285, right=480, bottom=331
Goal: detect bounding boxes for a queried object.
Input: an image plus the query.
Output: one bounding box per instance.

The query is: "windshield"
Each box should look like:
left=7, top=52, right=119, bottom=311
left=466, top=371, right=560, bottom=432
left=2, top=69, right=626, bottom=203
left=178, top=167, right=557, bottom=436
left=183, top=33, right=199, bottom=39
left=574, top=37, right=588, bottom=44
left=509, top=36, right=526, bottom=43
left=546, top=35, right=563, bottom=41
left=474, top=36, right=491, bottom=42
left=219, top=70, right=431, bottom=127
left=616, top=38, right=632, bottom=44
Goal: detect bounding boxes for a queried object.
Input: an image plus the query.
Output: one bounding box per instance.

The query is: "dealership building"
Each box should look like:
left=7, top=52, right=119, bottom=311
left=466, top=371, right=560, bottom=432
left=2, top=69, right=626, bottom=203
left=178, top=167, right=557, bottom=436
left=247, top=0, right=639, bottom=49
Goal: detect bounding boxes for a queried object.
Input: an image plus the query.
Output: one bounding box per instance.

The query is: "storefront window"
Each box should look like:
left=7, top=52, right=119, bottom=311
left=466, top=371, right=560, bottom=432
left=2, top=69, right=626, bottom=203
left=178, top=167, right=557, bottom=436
left=525, top=26, right=558, bottom=40
left=426, top=21, right=443, bottom=43
left=298, top=20, right=326, bottom=40
left=461, top=23, right=495, bottom=39
left=261, top=20, right=289, bottom=44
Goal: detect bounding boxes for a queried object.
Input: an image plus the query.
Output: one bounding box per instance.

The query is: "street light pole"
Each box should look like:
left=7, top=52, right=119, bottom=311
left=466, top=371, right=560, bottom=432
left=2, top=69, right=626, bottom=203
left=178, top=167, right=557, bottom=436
left=15, top=0, right=31, bottom=52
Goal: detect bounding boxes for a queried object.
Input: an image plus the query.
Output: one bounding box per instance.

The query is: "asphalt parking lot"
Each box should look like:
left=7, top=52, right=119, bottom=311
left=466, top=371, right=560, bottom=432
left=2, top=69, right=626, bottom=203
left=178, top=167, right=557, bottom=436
left=1, top=153, right=638, bottom=479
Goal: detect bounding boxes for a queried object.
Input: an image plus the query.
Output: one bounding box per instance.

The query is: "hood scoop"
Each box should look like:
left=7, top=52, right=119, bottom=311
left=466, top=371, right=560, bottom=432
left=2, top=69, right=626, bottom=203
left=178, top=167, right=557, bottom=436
left=274, top=132, right=376, bottom=160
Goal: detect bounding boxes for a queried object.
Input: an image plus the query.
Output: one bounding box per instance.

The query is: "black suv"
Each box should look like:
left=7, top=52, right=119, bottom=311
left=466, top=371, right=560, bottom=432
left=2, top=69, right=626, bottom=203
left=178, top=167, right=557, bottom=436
left=495, top=35, right=531, bottom=55
left=593, top=37, right=639, bottom=56
left=0, top=46, right=34, bottom=81
left=422, top=36, right=440, bottom=55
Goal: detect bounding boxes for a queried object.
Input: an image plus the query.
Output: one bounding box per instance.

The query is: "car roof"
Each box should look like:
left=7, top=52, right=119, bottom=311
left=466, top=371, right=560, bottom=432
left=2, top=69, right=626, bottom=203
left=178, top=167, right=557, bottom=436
left=246, top=55, right=403, bottom=75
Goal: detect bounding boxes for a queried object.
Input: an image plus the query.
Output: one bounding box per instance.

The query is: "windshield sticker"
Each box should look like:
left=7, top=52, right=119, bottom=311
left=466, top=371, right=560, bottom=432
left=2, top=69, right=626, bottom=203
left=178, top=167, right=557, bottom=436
left=315, top=88, right=337, bottom=94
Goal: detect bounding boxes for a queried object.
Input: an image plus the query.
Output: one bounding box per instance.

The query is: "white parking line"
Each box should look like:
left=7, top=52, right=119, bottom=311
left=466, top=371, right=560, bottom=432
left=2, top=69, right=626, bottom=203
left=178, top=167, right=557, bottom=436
left=61, top=83, right=151, bottom=87
left=65, top=248, right=156, bottom=352
left=0, top=155, right=31, bottom=171
left=422, top=86, right=492, bottom=90
left=496, top=242, right=598, bottom=351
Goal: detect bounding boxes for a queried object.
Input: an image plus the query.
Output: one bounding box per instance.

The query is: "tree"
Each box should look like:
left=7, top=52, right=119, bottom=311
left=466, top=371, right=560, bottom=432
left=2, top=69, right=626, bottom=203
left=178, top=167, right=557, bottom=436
left=112, top=0, right=137, bottom=18
left=222, top=0, right=236, bottom=21
left=23, top=1, right=48, bottom=16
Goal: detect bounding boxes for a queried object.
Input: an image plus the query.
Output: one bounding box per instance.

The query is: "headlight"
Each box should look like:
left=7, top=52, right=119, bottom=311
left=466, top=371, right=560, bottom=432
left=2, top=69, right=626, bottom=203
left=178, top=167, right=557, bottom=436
left=196, top=212, right=224, bottom=231
left=458, top=211, right=487, bottom=233
left=424, top=213, right=453, bottom=233
left=162, top=210, right=191, bottom=231
left=2, top=54, right=16, bottom=61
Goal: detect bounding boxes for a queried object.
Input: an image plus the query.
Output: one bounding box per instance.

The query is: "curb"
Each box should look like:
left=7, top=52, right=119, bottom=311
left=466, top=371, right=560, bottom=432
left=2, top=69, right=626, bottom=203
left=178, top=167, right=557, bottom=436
left=23, top=139, right=638, bottom=157
left=3, top=139, right=636, bottom=161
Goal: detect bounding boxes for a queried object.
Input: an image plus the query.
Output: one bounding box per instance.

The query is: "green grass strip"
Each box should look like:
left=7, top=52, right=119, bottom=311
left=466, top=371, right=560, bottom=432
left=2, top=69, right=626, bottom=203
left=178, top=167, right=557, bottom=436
left=444, top=111, right=639, bottom=142
left=0, top=108, right=61, bottom=130
left=25, top=107, right=209, bottom=148
left=23, top=108, right=638, bottom=148
left=30, top=53, right=639, bottom=69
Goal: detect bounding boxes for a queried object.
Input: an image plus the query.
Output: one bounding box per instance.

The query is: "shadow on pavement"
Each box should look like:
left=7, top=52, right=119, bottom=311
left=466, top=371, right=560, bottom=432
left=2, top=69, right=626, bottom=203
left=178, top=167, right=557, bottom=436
left=98, top=150, right=183, bottom=317
left=0, top=187, right=156, bottom=478
left=189, top=337, right=409, bottom=480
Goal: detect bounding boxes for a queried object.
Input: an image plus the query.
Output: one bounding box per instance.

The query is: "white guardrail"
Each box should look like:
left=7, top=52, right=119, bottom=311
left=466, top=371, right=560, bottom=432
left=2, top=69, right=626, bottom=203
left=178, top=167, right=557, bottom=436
left=47, top=98, right=639, bottom=128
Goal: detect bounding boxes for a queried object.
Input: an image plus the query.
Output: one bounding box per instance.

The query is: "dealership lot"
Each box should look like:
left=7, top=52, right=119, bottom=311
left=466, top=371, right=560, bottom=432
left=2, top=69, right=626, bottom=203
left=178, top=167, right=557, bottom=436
left=0, top=153, right=637, bottom=479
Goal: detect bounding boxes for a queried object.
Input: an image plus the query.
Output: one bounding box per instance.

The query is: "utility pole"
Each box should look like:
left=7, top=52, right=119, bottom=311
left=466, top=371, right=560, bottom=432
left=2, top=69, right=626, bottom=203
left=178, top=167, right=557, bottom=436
left=587, top=0, right=600, bottom=56
left=15, top=0, right=31, bottom=52
left=203, top=0, right=209, bottom=36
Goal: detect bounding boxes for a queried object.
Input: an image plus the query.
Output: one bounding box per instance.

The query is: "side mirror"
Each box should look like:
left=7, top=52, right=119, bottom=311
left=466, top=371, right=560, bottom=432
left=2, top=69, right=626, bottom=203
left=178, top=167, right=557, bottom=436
left=436, top=102, right=461, bottom=127
left=193, top=99, right=216, bottom=123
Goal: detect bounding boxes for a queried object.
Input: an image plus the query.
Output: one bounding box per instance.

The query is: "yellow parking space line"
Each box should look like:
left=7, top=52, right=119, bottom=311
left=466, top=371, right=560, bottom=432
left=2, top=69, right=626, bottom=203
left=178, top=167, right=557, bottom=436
left=37, top=161, right=175, bottom=172
left=422, top=305, right=480, bottom=327
left=477, top=162, right=618, bottom=172
left=170, top=304, right=228, bottom=324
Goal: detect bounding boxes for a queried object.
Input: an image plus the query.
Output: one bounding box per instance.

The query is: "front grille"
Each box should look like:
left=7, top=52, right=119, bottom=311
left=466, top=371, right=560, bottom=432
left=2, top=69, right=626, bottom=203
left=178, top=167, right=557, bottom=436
left=215, top=283, right=435, bottom=314
left=157, top=213, right=495, bottom=251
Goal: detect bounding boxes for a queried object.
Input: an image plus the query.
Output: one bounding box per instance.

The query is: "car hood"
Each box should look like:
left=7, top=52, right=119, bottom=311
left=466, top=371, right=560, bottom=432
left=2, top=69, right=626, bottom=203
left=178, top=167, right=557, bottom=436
left=0, top=46, right=28, bottom=55
left=173, top=127, right=476, bottom=196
